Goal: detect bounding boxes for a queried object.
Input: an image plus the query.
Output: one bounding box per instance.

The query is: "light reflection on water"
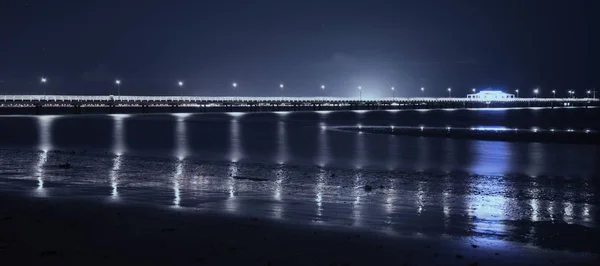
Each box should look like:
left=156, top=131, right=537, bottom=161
left=35, top=151, right=47, bottom=193
left=110, top=155, right=121, bottom=199
left=1, top=109, right=598, bottom=253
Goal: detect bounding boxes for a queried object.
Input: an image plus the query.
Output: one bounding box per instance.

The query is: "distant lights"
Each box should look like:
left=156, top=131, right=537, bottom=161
left=585, top=129, right=590, bottom=133
left=115, top=79, right=121, bottom=85
left=40, top=77, right=47, bottom=83
left=531, top=127, right=539, bottom=133
left=419, top=125, right=425, bottom=131
left=567, top=129, right=574, bottom=132
left=321, top=85, right=325, bottom=89
left=232, top=82, right=238, bottom=88
left=178, top=81, right=184, bottom=87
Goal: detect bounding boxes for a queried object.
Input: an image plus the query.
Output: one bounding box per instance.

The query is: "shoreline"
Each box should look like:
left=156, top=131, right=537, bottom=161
left=334, top=126, right=600, bottom=145
left=0, top=192, right=597, bottom=265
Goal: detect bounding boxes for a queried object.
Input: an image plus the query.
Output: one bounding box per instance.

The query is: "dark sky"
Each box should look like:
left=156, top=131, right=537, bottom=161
left=0, top=0, right=597, bottom=98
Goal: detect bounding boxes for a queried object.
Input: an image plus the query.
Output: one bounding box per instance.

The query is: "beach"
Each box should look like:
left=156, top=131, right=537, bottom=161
left=1, top=192, right=597, bottom=266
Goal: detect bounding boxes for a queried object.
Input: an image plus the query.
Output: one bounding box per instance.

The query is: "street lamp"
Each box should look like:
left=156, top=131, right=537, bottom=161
left=420, top=87, right=424, bottom=97
left=552, top=90, right=556, bottom=98
left=515, top=89, right=519, bottom=98
left=115, top=79, right=121, bottom=96
left=447, top=87, right=451, bottom=98
left=472, top=88, right=476, bottom=93
left=177, top=81, right=184, bottom=97
left=587, top=90, right=591, bottom=98
left=533, top=88, right=539, bottom=98
left=279, top=83, right=284, bottom=98
left=40, top=77, right=47, bottom=96
left=391, top=87, right=395, bottom=99
left=358, top=86, right=362, bottom=101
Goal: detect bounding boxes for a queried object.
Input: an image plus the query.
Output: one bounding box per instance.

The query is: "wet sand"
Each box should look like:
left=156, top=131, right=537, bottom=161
left=1, top=193, right=596, bottom=266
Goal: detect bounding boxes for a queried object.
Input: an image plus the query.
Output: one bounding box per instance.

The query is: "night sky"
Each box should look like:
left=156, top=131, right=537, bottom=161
left=0, top=0, right=597, bottom=98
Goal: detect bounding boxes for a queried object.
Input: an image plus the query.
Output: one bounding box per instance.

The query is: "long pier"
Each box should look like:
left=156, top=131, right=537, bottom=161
left=1, top=95, right=598, bottom=114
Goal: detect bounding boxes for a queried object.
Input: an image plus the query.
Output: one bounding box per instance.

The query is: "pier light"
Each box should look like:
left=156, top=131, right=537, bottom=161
left=321, top=85, right=325, bottom=90
left=472, top=88, right=476, bottom=93
left=40, top=77, right=47, bottom=83
left=232, top=82, right=237, bottom=88
left=178, top=81, right=184, bottom=87
left=280, top=84, right=284, bottom=89
left=358, top=86, right=362, bottom=101
left=115, top=79, right=122, bottom=96
left=447, top=87, right=451, bottom=98
left=587, top=90, right=591, bottom=97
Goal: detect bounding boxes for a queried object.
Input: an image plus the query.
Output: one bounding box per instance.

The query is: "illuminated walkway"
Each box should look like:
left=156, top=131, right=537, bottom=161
left=1, top=94, right=597, bottom=113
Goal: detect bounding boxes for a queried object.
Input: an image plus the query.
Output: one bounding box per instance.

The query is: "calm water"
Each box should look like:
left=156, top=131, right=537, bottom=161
left=1, top=107, right=599, bottom=252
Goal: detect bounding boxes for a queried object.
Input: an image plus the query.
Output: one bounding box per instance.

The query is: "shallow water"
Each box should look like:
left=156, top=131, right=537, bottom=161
left=0, top=107, right=599, bottom=252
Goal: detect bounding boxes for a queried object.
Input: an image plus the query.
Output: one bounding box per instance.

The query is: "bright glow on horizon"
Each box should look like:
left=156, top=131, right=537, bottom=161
left=475, top=126, right=509, bottom=132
